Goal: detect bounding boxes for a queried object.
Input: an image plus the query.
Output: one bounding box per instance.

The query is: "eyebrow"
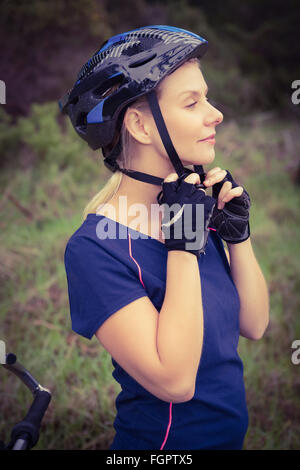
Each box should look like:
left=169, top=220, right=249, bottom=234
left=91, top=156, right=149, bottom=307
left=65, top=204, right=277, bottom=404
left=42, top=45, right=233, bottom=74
left=178, top=86, right=209, bottom=98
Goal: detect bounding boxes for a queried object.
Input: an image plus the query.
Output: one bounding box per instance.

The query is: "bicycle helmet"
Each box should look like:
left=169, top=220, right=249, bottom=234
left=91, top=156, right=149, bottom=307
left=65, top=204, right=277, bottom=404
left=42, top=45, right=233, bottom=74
left=58, top=25, right=209, bottom=186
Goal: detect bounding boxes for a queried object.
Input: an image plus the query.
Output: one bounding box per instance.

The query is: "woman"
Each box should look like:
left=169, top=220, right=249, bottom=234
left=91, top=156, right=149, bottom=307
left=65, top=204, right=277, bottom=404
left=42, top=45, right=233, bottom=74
left=61, top=25, right=269, bottom=450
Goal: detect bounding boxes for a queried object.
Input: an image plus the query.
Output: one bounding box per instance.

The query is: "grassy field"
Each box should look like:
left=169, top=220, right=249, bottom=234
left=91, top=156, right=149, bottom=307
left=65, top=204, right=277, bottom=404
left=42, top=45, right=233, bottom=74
left=0, top=103, right=299, bottom=450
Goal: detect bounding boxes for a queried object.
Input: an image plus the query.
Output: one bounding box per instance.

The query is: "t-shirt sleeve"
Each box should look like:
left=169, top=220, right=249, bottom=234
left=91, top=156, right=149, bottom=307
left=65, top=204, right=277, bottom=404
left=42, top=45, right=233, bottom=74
left=64, top=236, right=147, bottom=340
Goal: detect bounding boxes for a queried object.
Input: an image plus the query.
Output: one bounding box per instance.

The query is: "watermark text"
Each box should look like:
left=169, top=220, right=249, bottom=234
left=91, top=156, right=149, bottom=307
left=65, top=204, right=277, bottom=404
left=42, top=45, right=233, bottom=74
left=291, top=80, right=300, bottom=105
left=0, top=80, right=6, bottom=104
left=95, top=197, right=206, bottom=251
left=291, top=340, right=300, bottom=365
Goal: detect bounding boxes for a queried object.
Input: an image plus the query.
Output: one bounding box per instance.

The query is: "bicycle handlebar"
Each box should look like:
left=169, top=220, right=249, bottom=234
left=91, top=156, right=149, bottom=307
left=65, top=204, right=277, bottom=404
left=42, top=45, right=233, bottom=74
left=2, top=350, right=52, bottom=450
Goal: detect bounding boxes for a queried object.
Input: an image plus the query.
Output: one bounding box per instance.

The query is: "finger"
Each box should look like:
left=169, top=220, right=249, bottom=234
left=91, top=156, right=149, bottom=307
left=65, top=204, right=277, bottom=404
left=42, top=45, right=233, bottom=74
left=184, top=172, right=200, bottom=185
left=205, top=167, right=222, bottom=180
left=164, top=172, right=178, bottom=183
left=218, top=180, right=232, bottom=202
left=204, top=169, right=227, bottom=187
left=222, top=186, right=244, bottom=202
left=218, top=186, right=244, bottom=210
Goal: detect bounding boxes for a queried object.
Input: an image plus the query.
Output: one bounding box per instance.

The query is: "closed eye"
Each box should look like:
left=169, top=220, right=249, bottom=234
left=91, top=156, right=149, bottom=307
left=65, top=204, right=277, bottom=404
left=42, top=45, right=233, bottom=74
left=186, top=96, right=210, bottom=108
left=186, top=101, right=197, bottom=108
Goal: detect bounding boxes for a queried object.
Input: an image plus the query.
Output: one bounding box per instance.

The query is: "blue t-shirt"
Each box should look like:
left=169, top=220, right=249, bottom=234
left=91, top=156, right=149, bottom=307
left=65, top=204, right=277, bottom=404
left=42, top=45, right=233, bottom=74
left=64, top=213, right=249, bottom=450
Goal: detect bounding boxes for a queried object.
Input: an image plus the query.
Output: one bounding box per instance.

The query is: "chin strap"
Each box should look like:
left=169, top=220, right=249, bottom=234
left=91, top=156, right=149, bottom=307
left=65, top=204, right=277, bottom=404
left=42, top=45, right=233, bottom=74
left=103, top=89, right=206, bottom=186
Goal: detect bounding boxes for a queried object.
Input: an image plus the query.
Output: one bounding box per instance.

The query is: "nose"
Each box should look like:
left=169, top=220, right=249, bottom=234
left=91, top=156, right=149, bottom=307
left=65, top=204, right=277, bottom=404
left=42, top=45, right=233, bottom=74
left=204, top=101, right=223, bottom=127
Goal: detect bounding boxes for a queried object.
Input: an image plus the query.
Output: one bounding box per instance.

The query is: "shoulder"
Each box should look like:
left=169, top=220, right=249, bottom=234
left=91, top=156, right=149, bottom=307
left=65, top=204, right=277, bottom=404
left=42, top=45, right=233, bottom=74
left=64, top=214, right=117, bottom=261
left=64, top=234, right=97, bottom=262
left=64, top=233, right=113, bottom=269
left=64, top=231, right=145, bottom=286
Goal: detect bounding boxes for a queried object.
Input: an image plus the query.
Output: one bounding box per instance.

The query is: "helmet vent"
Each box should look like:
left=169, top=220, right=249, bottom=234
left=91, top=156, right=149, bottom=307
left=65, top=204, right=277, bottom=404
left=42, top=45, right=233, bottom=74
left=92, top=73, right=125, bottom=98
left=129, top=53, right=157, bottom=68
left=76, top=112, right=87, bottom=131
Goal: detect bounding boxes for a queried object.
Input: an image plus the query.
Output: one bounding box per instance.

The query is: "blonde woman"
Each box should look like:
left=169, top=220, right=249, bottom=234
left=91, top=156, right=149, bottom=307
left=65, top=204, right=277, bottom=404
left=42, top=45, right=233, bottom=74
left=60, top=25, right=269, bottom=450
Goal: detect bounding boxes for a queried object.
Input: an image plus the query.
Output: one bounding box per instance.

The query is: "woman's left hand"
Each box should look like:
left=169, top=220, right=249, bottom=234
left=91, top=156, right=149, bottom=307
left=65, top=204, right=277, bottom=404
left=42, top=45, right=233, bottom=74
left=203, top=167, right=251, bottom=244
left=203, top=167, right=243, bottom=209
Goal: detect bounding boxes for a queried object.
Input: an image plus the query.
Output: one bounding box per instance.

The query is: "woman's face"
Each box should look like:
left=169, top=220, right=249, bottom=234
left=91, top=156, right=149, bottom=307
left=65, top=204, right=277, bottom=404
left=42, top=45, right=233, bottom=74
left=152, top=60, right=223, bottom=167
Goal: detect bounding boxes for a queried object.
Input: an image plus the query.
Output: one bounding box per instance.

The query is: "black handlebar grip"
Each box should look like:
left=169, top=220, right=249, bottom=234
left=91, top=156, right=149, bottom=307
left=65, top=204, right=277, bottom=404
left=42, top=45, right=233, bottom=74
left=24, top=389, right=51, bottom=428
left=11, top=389, right=51, bottom=449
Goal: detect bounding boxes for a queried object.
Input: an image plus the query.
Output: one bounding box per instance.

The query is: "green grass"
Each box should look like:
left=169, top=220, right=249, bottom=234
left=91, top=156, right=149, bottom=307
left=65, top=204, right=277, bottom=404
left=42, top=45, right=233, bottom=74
left=0, top=104, right=299, bottom=449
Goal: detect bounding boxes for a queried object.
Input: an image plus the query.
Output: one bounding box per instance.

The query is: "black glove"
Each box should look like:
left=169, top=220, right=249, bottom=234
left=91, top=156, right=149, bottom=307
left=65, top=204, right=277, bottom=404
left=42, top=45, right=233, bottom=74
left=210, top=170, right=251, bottom=244
left=157, top=173, right=216, bottom=257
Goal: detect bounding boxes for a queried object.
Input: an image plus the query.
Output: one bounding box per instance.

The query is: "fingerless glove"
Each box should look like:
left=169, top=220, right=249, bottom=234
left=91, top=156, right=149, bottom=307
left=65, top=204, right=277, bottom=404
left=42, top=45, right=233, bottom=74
left=157, top=175, right=216, bottom=257
left=210, top=170, right=251, bottom=244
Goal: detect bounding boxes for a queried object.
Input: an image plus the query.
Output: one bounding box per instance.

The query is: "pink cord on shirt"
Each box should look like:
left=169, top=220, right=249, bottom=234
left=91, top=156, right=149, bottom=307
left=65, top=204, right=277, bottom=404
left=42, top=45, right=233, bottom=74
left=127, top=233, right=173, bottom=450
left=160, top=401, right=173, bottom=450
left=128, top=233, right=145, bottom=289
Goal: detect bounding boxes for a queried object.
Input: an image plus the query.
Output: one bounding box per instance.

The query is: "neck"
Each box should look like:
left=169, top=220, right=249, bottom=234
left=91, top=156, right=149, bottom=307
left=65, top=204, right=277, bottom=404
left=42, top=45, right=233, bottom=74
left=116, top=144, right=176, bottom=208
left=101, top=145, right=194, bottom=236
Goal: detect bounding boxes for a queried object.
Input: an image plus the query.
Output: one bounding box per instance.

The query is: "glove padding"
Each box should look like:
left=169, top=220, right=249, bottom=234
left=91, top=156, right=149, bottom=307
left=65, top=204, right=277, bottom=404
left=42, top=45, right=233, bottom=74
left=157, top=175, right=216, bottom=257
left=210, top=170, right=251, bottom=244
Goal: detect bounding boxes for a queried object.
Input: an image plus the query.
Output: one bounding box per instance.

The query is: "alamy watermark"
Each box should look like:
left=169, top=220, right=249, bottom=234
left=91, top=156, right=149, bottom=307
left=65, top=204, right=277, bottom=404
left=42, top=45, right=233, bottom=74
left=291, top=80, right=300, bottom=105
left=0, top=80, right=6, bottom=104
left=95, top=196, right=206, bottom=251
left=291, top=340, right=300, bottom=365
left=0, top=339, right=6, bottom=364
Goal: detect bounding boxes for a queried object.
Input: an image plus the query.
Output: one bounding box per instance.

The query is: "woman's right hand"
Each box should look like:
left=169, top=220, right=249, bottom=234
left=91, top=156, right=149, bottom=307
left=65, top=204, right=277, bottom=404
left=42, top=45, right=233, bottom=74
left=156, top=172, right=216, bottom=257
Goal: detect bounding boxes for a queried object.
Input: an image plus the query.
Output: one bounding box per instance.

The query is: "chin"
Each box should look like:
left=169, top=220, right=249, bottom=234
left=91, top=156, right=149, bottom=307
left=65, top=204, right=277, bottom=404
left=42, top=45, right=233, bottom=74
left=182, top=151, right=215, bottom=168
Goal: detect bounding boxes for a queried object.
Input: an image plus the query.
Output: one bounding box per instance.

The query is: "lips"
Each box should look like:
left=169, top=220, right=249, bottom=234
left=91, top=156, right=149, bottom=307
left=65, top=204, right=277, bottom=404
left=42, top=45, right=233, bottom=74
left=200, top=133, right=216, bottom=141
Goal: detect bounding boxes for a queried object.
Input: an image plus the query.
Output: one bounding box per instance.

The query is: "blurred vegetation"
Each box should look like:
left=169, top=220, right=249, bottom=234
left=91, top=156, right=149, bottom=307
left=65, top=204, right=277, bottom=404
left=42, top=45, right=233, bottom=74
left=1, top=0, right=300, bottom=451
left=1, top=0, right=299, bottom=118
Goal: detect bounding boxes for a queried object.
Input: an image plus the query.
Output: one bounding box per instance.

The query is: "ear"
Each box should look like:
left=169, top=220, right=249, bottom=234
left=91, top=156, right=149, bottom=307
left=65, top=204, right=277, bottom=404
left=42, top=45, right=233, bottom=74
left=123, top=106, right=152, bottom=145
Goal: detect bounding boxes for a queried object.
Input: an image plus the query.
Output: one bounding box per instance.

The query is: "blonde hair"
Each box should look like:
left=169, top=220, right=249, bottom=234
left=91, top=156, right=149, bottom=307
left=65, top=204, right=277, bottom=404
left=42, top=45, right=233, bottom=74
left=82, top=57, right=200, bottom=222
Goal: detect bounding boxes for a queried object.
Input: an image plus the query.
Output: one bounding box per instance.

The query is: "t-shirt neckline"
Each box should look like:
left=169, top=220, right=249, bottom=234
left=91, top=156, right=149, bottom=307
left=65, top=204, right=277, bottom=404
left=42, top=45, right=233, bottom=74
left=86, top=213, right=166, bottom=247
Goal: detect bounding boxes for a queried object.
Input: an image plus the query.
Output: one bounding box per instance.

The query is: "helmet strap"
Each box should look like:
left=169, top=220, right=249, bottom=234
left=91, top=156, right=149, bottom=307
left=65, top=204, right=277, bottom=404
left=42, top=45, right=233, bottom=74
left=103, top=89, right=206, bottom=185
left=146, top=90, right=186, bottom=177
left=146, top=90, right=206, bottom=183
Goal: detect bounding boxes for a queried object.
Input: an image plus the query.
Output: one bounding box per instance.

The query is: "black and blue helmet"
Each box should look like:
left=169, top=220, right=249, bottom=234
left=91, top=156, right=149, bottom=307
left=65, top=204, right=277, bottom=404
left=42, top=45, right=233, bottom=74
left=59, top=25, right=209, bottom=186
